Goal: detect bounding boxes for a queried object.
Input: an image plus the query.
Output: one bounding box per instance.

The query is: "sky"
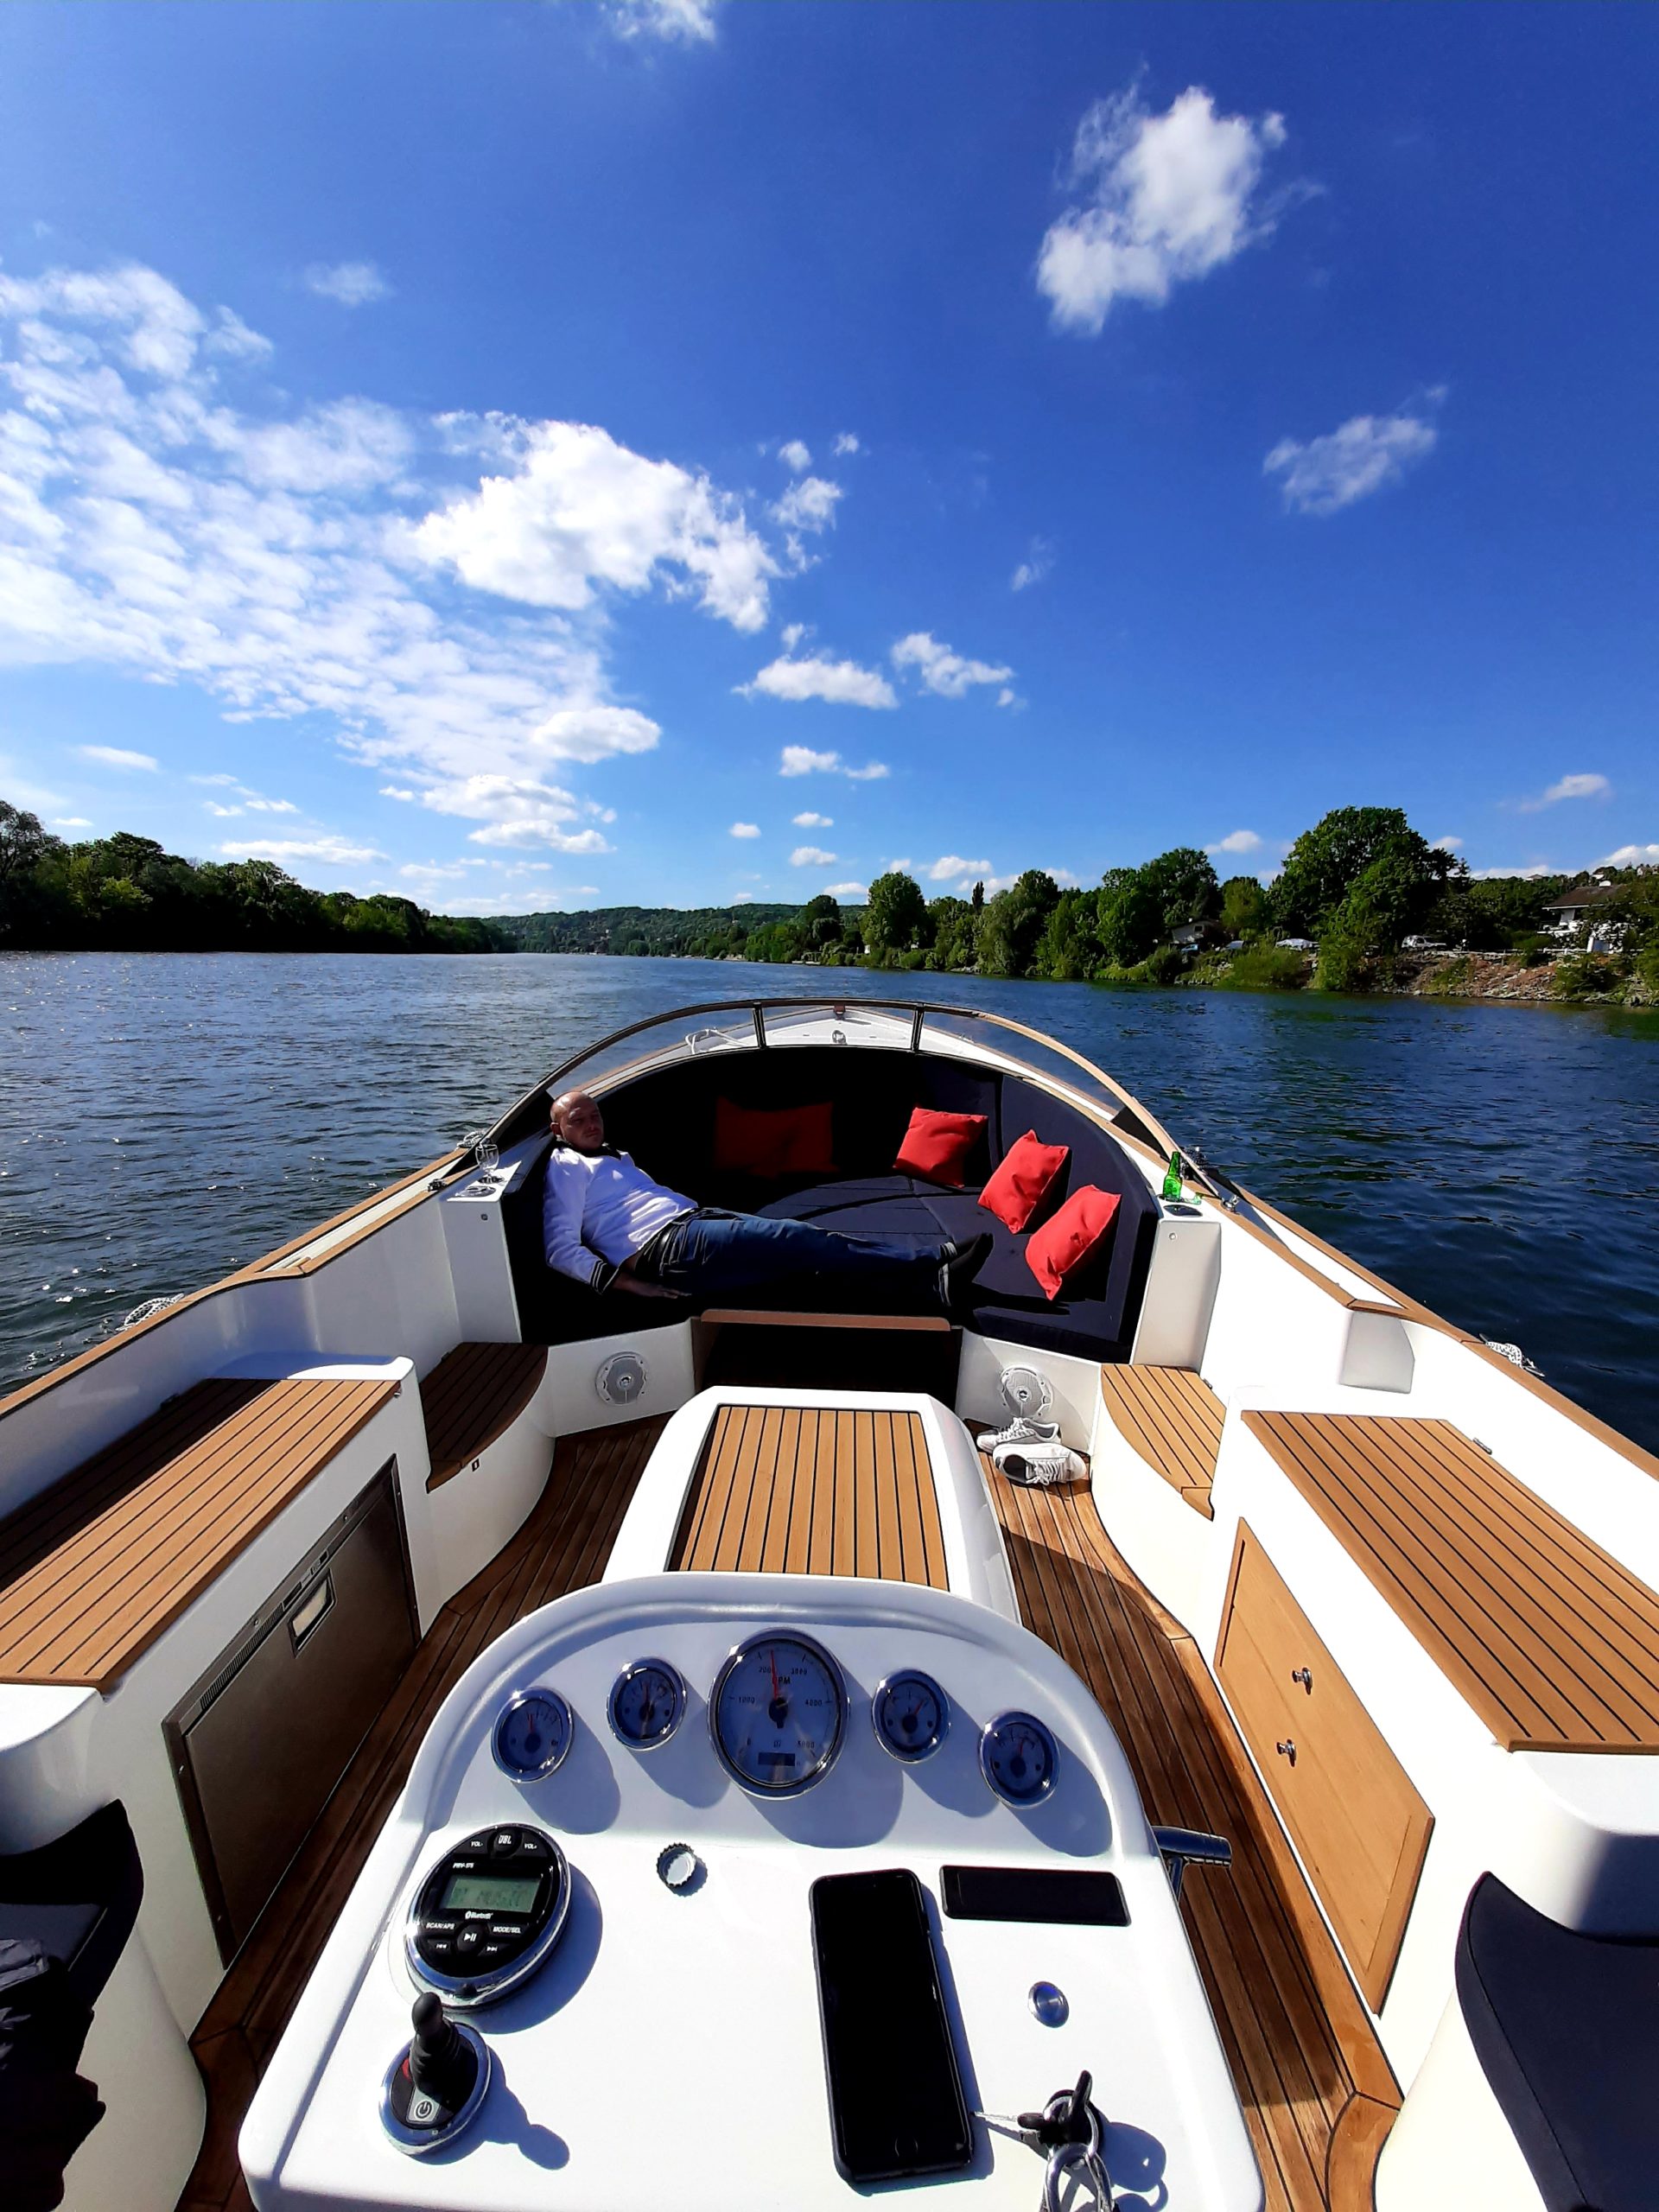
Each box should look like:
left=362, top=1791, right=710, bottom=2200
left=0, top=2, right=1654, bottom=917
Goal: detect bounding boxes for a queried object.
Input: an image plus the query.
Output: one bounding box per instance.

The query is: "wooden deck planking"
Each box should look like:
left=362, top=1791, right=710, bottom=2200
left=981, top=1445, right=1398, bottom=2212
left=0, top=1378, right=394, bottom=1689
left=1244, top=1411, right=1659, bottom=1752
left=1100, top=1364, right=1226, bottom=1517
left=180, top=1416, right=667, bottom=2212
left=669, top=1403, right=945, bottom=1586
left=422, top=1341, right=549, bottom=1491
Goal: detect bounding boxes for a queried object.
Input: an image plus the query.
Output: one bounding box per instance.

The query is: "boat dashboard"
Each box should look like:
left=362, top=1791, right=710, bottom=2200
left=241, top=1572, right=1262, bottom=2210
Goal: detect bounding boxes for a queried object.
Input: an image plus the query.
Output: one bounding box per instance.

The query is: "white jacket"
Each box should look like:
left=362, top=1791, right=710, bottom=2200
left=542, top=1143, right=694, bottom=1292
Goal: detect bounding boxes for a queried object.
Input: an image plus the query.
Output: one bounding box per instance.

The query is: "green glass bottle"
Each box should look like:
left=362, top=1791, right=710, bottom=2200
left=1161, top=1148, right=1185, bottom=1202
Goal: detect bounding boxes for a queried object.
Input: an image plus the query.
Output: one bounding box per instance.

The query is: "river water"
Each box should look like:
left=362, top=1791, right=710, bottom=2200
left=3, top=951, right=1656, bottom=1450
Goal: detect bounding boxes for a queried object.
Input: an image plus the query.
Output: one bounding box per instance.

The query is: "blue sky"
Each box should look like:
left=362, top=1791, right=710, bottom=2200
left=0, top=1, right=1653, bottom=915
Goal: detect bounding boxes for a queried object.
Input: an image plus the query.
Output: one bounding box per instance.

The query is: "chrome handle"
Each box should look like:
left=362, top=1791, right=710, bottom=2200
left=1275, top=1739, right=1297, bottom=1765
left=1290, top=1667, right=1313, bottom=1693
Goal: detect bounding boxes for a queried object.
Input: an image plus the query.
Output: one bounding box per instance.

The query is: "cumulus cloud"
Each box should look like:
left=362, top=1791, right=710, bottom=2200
left=1516, top=772, right=1611, bottom=811
left=1038, top=85, right=1294, bottom=334
left=926, top=855, right=993, bottom=882
left=823, top=880, right=866, bottom=896
left=413, top=773, right=614, bottom=852
left=1208, top=829, right=1262, bottom=855
left=741, top=656, right=897, bottom=709
left=772, top=474, right=842, bottom=556
left=792, top=810, right=832, bottom=827
left=1432, top=835, right=1462, bottom=852
left=1470, top=865, right=1555, bottom=880
left=778, top=746, right=891, bottom=780
left=778, top=439, right=811, bottom=474
left=54, top=816, right=93, bottom=829
left=729, top=820, right=760, bottom=838
left=831, top=433, right=861, bottom=457
left=1011, top=537, right=1054, bottom=592
left=76, top=744, right=157, bottom=771
left=791, top=844, right=837, bottom=868
left=1601, top=843, right=1659, bottom=866
left=1264, top=410, right=1438, bottom=515
left=602, top=0, right=719, bottom=41
left=892, top=631, right=1014, bottom=702
left=220, top=834, right=383, bottom=866
left=302, top=261, right=391, bottom=308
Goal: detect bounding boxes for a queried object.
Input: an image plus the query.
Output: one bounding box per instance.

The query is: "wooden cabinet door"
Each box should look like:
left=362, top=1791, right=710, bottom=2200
left=1217, top=1522, right=1433, bottom=2011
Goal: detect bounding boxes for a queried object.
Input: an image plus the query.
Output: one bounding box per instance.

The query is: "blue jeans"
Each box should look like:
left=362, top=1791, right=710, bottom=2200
left=651, top=1208, right=945, bottom=1309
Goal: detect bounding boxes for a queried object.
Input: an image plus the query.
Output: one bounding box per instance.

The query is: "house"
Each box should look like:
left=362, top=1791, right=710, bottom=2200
left=1170, top=919, right=1228, bottom=955
left=1544, top=881, right=1626, bottom=951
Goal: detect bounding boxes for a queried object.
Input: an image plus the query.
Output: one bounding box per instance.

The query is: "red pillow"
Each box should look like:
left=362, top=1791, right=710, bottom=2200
left=713, top=1098, right=836, bottom=1179
left=979, top=1130, right=1070, bottom=1233
left=1025, top=1185, right=1121, bottom=1301
left=893, top=1105, right=987, bottom=1188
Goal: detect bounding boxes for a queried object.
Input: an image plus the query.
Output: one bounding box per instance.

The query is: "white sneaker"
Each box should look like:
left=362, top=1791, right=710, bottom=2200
left=994, top=1440, right=1088, bottom=1487
left=982, top=1415, right=1062, bottom=1452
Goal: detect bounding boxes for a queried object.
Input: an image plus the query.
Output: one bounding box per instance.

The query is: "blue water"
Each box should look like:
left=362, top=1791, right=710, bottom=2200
left=3, top=952, right=1656, bottom=1451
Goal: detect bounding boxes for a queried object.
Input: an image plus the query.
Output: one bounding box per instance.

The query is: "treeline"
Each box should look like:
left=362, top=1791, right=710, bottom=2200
left=494, top=901, right=800, bottom=957
left=0, top=803, right=505, bottom=955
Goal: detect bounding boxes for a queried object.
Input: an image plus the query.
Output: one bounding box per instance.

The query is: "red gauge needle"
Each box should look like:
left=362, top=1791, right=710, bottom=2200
left=769, top=1647, right=781, bottom=1702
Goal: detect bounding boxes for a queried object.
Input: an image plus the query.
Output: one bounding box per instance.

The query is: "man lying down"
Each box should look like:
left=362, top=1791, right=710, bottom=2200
left=543, top=1088, right=992, bottom=1314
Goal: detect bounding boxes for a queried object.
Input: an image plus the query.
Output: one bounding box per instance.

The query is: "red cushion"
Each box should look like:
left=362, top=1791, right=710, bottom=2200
left=713, top=1097, right=836, bottom=1179
left=978, top=1130, right=1070, bottom=1233
left=1024, top=1185, right=1122, bottom=1301
left=893, top=1106, right=987, bottom=1188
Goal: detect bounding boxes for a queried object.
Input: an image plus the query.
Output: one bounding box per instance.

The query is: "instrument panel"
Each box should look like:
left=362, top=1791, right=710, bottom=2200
left=490, top=1633, right=1060, bottom=1811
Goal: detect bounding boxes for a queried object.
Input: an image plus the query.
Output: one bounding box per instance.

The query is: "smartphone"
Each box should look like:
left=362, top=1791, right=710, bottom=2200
left=809, top=1868, right=973, bottom=2184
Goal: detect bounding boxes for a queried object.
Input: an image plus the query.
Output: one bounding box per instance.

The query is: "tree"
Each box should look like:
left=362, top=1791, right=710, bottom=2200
left=863, top=870, right=927, bottom=957
left=1032, top=888, right=1102, bottom=980
left=0, top=800, right=49, bottom=889
left=1272, top=807, right=1448, bottom=940
left=1140, top=847, right=1221, bottom=932
left=1220, top=874, right=1272, bottom=940
left=925, top=896, right=976, bottom=971
left=798, top=893, right=842, bottom=950
left=1096, top=866, right=1163, bottom=968
left=977, top=870, right=1060, bottom=977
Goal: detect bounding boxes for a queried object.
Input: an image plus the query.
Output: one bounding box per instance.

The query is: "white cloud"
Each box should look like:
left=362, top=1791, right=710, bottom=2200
left=729, top=820, right=760, bottom=838
left=831, top=433, right=861, bottom=457
left=1517, top=772, right=1611, bottom=811
left=602, top=0, right=718, bottom=42
left=237, top=400, right=413, bottom=493
left=1038, top=85, right=1293, bottom=334
left=743, top=657, right=897, bottom=709
left=415, top=418, right=777, bottom=632
left=1011, top=537, right=1055, bottom=592
left=302, top=261, right=391, bottom=308
left=780, top=746, right=840, bottom=775
left=76, top=744, right=157, bottom=771
left=1433, top=835, right=1462, bottom=852
left=892, top=631, right=1014, bottom=701
left=380, top=785, right=417, bottom=801
left=1471, top=864, right=1554, bottom=880
left=219, top=835, right=383, bottom=866
left=791, top=845, right=837, bottom=867
left=1599, top=843, right=1659, bottom=867
left=779, top=621, right=808, bottom=652
left=52, top=815, right=92, bottom=828
left=772, top=474, right=842, bottom=541
left=732, top=892, right=755, bottom=904
left=1264, top=410, right=1438, bottom=515
left=791, top=810, right=832, bottom=827
left=926, top=855, right=993, bottom=881
left=823, top=880, right=866, bottom=896
left=845, top=760, right=889, bottom=780
left=1208, top=829, right=1262, bottom=855
left=778, top=439, right=811, bottom=474
left=884, top=857, right=913, bottom=875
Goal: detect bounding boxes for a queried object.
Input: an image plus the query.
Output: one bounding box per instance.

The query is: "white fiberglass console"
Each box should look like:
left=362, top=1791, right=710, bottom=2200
left=242, top=1573, right=1261, bottom=2211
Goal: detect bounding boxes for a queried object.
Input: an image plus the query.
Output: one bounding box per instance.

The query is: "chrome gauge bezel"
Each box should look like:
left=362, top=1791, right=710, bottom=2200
left=607, top=1656, right=688, bottom=1751
left=709, top=1629, right=847, bottom=1799
left=491, top=1687, right=575, bottom=1782
left=870, top=1669, right=950, bottom=1764
left=978, top=1709, right=1060, bottom=1808
left=403, top=1830, right=572, bottom=2010
left=380, top=2018, right=492, bottom=2154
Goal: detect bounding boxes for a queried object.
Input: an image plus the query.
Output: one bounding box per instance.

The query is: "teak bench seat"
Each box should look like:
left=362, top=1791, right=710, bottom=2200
left=1243, top=1411, right=1659, bottom=1754
left=420, top=1341, right=549, bottom=1492
left=1100, top=1363, right=1226, bottom=1518
left=670, top=1402, right=948, bottom=1588
left=0, top=1376, right=395, bottom=1691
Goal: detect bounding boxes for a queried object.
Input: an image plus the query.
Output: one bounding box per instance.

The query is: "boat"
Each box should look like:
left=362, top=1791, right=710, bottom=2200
left=2, top=995, right=1655, bottom=2212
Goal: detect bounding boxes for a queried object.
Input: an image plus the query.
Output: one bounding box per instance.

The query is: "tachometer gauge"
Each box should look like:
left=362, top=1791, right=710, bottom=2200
left=872, top=1670, right=950, bottom=1764
left=607, top=1658, right=686, bottom=1751
left=492, top=1688, right=573, bottom=1782
left=710, top=1631, right=845, bottom=1796
left=979, top=1711, right=1058, bottom=1808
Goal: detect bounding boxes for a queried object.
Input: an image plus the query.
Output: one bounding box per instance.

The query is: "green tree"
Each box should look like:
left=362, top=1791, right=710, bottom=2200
left=1220, top=874, right=1272, bottom=940
left=1032, top=888, right=1102, bottom=979
left=1096, top=866, right=1163, bottom=968
left=1273, top=807, right=1447, bottom=939
left=798, top=893, right=842, bottom=950
left=862, top=870, right=927, bottom=958
left=1141, top=847, right=1221, bottom=932
left=925, top=895, right=976, bottom=971
left=977, top=870, right=1060, bottom=976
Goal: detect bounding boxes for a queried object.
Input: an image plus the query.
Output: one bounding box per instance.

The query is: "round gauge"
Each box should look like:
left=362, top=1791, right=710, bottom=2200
left=607, top=1658, right=686, bottom=1751
left=492, top=1688, right=573, bottom=1782
left=979, top=1710, right=1059, bottom=1808
left=710, top=1631, right=846, bottom=1797
left=871, top=1670, right=950, bottom=1764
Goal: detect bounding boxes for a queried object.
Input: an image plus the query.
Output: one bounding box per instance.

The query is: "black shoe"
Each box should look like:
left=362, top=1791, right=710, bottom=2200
left=938, top=1232, right=994, bottom=1314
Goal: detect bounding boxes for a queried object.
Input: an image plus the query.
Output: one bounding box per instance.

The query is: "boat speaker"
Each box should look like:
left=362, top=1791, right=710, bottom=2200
left=997, top=1363, right=1054, bottom=1423
left=595, top=1351, right=648, bottom=1406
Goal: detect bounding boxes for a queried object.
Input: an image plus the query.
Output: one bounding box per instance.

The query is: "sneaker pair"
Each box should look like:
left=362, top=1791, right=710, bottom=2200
left=983, top=1419, right=1087, bottom=1487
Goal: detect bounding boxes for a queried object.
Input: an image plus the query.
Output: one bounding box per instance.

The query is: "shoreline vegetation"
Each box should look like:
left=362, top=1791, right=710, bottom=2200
left=4, top=799, right=1656, bottom=1008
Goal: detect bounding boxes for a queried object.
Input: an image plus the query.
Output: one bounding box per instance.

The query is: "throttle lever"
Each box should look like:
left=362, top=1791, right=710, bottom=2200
left=1017, top=2068, right=1096, bottom=2149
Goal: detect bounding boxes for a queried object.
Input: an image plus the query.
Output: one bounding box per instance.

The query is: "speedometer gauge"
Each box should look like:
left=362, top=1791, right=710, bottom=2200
left=979, top=1710, right=1059, bottom=1807
left=710, top=1631, right=845, bottom=1796
left=872, top=1670, right=949, bottom=1763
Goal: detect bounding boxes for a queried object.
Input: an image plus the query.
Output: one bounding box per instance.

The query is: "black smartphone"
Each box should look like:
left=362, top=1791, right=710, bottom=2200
left=810, top=1868, right=973, bottom=2184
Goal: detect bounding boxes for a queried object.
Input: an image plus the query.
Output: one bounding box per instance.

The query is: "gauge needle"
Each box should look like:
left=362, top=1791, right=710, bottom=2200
left=770, top=1647, right=780, bottom=1702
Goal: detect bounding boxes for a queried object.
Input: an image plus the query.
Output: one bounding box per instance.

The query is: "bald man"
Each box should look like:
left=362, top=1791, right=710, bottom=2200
left=543, top=1089, right=991, bottom=1313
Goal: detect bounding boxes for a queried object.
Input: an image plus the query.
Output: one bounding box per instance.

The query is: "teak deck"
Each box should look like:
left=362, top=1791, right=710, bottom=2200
left=1244, top=1410, right=1659, bottom=1753
left=983, top=1446, right=1398, bottom=2212
left=421, top=1340, right=549, bottom=1491
left=1099, top=1363, right=1226, bottom=1518
left=669, top=1402, right=948, bottom=1587
left=0, top=1376, right=394, bottom=1691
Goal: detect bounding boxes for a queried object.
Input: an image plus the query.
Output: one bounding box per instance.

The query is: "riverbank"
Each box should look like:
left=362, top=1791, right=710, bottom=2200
left=1170, top=943, right=1658, bottom=1008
